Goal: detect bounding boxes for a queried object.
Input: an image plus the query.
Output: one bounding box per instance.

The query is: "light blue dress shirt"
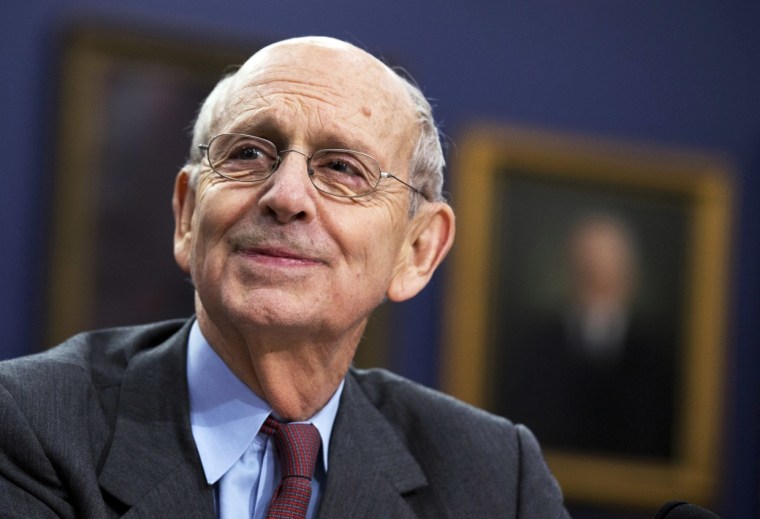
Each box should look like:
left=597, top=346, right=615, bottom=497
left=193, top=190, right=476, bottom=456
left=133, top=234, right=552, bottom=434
left=186, top=321, right=344, bottom=519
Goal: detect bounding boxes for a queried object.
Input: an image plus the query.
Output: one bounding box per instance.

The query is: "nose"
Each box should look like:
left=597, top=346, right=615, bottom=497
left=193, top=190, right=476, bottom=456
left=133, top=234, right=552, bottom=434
left=257, top=150, right=317, bottom=223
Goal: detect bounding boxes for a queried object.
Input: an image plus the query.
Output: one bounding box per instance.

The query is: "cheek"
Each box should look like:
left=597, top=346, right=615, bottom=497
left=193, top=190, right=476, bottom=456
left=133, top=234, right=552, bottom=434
left=189, top=190, right=246, bottom=274
left=340, top=215, right=406, bottom=284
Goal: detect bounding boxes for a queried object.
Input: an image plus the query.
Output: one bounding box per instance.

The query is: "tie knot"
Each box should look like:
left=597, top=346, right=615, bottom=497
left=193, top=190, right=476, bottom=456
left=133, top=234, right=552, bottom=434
left=261, top=416, right=321, bottom=479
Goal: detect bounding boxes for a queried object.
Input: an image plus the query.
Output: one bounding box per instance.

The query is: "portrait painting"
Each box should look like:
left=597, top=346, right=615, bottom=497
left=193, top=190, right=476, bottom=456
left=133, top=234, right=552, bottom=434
left=491, top=175, right=687, bottom=460
left=443, top=124, right=732, bottom=508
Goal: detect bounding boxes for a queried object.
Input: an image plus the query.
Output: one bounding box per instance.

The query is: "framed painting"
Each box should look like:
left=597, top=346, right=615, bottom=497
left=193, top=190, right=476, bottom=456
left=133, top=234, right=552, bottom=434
left=443, top=124, right=732, bottom=508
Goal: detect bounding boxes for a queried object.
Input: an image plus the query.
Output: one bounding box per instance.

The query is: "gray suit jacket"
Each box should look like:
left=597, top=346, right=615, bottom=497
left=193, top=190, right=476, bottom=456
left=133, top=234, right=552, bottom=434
left=0, top=319, right=569, bottom=518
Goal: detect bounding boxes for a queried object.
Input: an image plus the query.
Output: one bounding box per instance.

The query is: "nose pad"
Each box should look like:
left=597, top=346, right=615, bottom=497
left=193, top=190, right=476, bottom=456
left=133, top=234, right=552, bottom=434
left=269, top=150, right=311, bottom=183
left=268, top=149, right=312, bottom=185
left=277, top=149, right=309, bottom=167
left=257, top=149, right=317, bottom=222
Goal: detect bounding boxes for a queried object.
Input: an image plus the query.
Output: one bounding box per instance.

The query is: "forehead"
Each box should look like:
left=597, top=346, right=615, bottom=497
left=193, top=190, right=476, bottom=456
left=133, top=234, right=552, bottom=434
left=217, top=41, right=417, bottom=162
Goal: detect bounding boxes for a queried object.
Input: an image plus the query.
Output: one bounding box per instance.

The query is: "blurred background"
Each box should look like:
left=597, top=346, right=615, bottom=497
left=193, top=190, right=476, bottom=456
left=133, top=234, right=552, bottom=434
left=1, top=2, right=757, bottom=518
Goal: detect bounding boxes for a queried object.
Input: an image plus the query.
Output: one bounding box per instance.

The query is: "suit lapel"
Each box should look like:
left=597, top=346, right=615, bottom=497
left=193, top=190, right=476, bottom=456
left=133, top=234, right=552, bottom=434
left=96, top=324, right=426, bottom=518
left=98, top=320, right=214, bottom=518
left=318, top=372, right=427, bottom=519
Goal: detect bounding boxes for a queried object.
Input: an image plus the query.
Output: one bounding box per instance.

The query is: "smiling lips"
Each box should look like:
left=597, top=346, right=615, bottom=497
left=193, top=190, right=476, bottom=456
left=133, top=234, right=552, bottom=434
left=236, top=245, right=325, bottom=267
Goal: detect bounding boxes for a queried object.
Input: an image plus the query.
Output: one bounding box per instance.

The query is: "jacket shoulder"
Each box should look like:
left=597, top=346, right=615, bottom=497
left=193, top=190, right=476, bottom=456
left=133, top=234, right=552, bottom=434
left=0, top=319, right=190, bottom=441
left=0, top=319, right=192, bottom=518
left=348, top=367, right=569, bottom=518
left=0, top=319, right=188, bottom=390
left=350, top=367, right=514, bottom=432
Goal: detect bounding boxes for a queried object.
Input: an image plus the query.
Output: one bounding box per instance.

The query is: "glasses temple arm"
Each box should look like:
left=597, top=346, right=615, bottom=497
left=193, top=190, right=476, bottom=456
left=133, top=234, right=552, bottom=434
left=381, top=172, right=428, bottom=200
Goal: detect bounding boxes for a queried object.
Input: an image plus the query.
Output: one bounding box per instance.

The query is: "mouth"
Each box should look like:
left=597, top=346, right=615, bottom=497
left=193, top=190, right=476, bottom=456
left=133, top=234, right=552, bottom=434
left=235, top=245, right=326, bottom=267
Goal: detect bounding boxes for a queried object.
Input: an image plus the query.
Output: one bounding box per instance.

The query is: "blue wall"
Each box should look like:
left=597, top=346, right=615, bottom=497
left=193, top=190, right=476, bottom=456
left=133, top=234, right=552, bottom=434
left=2, top=2, right=758, bottom=517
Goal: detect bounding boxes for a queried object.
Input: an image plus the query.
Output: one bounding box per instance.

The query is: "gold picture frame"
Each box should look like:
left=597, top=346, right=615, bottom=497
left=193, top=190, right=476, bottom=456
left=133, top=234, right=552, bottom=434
left=443, top=124, right=732, bottom=509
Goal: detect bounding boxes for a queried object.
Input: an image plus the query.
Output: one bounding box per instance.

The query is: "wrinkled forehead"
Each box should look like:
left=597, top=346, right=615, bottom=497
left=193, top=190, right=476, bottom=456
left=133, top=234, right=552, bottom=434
left=217, top=38, right=417, bottom=158
left=237, top=37, right=409, bottom=106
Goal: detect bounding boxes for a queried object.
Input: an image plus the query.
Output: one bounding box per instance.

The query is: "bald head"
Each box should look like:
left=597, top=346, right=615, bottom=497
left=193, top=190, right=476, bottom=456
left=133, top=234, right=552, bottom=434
left=186, top=36, right=446, bottom=205
left=240, top=36, right=405, bottom=86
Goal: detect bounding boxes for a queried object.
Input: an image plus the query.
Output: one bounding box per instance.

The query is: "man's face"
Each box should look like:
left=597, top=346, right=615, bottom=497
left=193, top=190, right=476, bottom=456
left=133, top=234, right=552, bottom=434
left=174, top=40, right=419, bottom=342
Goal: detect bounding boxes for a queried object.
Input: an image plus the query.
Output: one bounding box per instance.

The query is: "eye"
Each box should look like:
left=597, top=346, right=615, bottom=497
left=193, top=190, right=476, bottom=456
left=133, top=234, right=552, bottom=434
left=208, top=135, right=278, bottom=177
left=325, top=158, right=361, bottom=177
left=313, top=152, right=370, bottom=179
left=309, top=150, right=379, bottom=196
left=230, top=144, right=266, bottom=161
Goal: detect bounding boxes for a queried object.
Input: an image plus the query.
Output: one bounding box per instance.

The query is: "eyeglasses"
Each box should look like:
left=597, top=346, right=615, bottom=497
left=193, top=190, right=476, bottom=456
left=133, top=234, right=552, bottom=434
left=198, top=133, right=426, bottom=199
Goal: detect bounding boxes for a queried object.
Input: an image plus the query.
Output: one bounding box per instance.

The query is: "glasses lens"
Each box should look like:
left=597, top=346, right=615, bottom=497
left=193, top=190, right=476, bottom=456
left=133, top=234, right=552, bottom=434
left=309, top=149, right=380, bottom=197
left=208, top=134, right=278, bottom=181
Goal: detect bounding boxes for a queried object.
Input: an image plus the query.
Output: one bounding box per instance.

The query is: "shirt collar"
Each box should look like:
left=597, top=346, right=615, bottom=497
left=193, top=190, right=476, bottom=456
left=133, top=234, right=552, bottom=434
left=186, top=320, right=344, bottom=484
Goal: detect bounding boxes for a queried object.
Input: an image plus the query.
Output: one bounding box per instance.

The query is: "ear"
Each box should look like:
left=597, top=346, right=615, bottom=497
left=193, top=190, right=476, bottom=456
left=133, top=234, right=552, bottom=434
left=387, top=202, right=456, bottom=302
left=172, top=168, right=196, bottom=274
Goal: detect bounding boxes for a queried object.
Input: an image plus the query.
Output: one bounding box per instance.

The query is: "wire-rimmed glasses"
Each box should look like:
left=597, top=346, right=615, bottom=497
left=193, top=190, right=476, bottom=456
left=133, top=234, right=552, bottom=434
left=198, top=133, right=426, bottom=199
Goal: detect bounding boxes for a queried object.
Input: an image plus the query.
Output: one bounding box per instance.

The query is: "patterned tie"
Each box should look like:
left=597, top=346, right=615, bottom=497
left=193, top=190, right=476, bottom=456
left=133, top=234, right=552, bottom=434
left=261, top=416, right=321, bottom=519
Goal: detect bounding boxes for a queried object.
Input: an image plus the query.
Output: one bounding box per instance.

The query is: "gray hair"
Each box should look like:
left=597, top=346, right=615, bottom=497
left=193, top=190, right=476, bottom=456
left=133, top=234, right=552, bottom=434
left=185, top=72, right=236, bottom=186
left=185, top=65, right=446, bottom=213
left=398, top=75, right=447, bottom=212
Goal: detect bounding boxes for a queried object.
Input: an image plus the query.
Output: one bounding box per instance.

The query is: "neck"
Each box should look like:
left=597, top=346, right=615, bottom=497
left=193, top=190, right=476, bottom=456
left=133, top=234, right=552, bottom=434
left=196, top=308, right=362, bottom=421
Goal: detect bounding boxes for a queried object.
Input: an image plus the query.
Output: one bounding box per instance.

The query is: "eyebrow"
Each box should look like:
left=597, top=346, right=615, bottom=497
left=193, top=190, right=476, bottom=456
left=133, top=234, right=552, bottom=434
left=316, top=133, right=376, bottom=154
left=227, top=118, right=380, bottom=158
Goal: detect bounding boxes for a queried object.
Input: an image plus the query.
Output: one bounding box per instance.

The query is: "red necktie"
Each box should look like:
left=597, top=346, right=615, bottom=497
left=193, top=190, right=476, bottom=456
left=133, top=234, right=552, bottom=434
left=261, top=416, right=321, bottom=519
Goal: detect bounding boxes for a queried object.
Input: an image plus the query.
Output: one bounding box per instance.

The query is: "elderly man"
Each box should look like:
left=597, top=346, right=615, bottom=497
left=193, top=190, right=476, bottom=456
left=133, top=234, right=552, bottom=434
left=0, top=37, right=568, bottom=518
